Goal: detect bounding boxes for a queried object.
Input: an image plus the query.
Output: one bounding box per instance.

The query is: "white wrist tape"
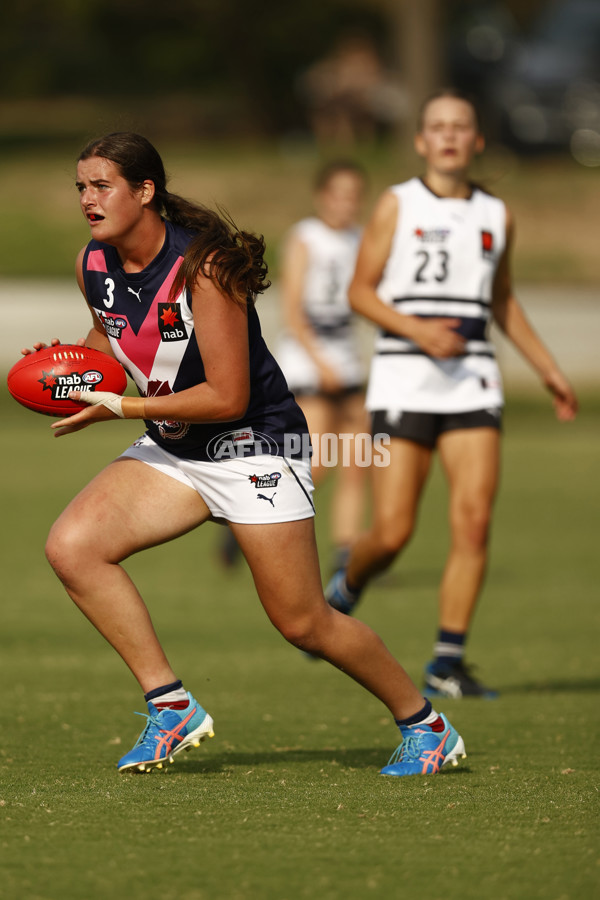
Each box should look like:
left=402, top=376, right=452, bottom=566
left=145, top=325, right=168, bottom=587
left=77, top=390, right=124, bottom=418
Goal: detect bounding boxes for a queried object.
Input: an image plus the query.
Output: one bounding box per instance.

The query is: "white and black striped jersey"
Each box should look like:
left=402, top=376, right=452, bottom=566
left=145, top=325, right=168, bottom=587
left=366, top=177, right=506, bottom=413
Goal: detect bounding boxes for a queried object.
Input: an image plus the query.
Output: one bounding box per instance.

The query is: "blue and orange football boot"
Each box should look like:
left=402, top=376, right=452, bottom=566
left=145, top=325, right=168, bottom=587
left=117, top=692, right=214, bottom=773
left=381, top=713, right=466, bottom=777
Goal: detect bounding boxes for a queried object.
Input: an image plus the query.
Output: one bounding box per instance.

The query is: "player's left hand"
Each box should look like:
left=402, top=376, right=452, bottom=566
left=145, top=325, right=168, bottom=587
left=544, top=370, right=578, bottom=422
left=51, top=390, right=124, bottom=437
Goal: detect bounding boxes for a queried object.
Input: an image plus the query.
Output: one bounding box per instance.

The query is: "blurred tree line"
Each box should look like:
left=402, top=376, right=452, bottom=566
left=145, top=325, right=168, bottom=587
left=0, top=0, right=548, bottom=142
left=1, top=0, right=385, bottom=138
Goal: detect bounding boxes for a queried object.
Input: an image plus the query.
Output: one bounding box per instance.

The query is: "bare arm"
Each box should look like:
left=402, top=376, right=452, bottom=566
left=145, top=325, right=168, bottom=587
left=349, top=190, right=465, bottom=358
left=77, top=251, right=250, bottom=419
left=52, top=271, right=251, bottom=435
left=280, top=231, right=343, bottom=392
left=143, top=273, right=250, bottom=423
left=492, top=211, right=578, bottom=421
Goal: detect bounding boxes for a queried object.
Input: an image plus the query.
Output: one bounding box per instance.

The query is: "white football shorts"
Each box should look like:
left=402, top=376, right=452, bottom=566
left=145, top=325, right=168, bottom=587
left=120, top=433, right=315, bottom=524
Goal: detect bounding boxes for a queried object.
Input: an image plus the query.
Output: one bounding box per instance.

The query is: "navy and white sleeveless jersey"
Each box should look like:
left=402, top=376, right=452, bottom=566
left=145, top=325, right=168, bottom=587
left=366, top=177, right=506, bottom=414
left=81, top=220, right=308, bottom=461
left=277, top=217, right=364, bottom=392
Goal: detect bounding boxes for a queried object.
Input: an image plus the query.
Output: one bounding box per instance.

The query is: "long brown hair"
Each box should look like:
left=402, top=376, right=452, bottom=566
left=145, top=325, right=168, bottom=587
left=78, top=132, right=270, bottom=305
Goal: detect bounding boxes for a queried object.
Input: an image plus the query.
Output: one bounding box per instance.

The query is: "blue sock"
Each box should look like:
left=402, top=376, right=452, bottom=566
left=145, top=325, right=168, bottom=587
left=434, top=629, right=466, bottom=666
left=395, top=699, right=433, bottom=729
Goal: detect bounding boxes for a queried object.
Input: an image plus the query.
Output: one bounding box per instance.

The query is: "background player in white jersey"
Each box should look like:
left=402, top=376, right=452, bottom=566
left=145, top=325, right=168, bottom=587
left=326, top=90, right=578, bottom=698
left=24, top=132, right=466, bottom=776
left=277, top=161, right=369, bottom=569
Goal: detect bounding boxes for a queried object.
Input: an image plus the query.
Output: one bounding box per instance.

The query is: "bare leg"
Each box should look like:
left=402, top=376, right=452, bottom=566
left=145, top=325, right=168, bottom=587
left=296, top=395, right=331, bottom=487
left=45, top=458, right=211, bottom=693
left=231, top=518, right=425, bottom=721
left=329, top=392, right=369, bottom=549
left=437, top=428, right=501, bottom=632
left=297, top=393, right=368, bottom=550
left=346, top=439, right=432, bottom=589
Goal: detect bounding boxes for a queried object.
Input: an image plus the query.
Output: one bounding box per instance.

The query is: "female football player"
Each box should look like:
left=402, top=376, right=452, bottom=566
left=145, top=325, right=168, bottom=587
left=277, top=161, right=369, bottom=569
left=25, top=132, right=465, bottom=776
left=326, top=90, right=578, bottom=698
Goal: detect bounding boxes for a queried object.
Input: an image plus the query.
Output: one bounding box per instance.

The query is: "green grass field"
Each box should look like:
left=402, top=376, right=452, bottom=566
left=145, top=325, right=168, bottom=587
left=0, top=389, right=598, bottom=900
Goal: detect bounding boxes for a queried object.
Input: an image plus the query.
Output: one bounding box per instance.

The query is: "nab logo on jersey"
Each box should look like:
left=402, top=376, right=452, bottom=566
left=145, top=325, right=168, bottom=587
left=158, top=303, right=186, bottom=342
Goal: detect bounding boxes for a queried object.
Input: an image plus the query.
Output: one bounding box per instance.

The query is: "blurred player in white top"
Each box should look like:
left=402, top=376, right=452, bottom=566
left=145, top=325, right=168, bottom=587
left=326, top=90, right=578, bottom=698
left=278, top=161, right=370, bottom=568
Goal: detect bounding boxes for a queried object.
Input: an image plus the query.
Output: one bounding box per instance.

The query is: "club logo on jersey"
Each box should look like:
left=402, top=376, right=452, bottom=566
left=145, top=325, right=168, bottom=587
left=156, top=419, right=190, bottom=440
left=158, top=303, right=186, bottom=342
left=249, top=473, right=281, bottom=489
left=38, top=368, right=103, bottom=400
left=100, top=312, right=128, bottom=339
left=414, top=227, right=450, bottom=243
left=481, top=230, right=494, bottom=259
left=144, top=379, right=190, bottom=440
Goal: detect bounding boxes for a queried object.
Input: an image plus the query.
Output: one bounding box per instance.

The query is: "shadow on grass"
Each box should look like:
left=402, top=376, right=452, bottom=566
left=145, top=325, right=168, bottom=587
left=169, top=745, right=473, bottom=777
left=499, top=676, right=600, bottom=695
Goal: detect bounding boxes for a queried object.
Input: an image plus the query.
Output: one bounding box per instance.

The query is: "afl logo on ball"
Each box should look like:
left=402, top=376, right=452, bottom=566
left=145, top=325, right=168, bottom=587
left=82, top=370, right=104, bottom=385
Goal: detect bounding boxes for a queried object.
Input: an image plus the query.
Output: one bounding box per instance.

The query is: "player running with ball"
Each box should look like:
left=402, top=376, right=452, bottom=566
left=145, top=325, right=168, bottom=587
left=25, top=132, right=466, bottom=776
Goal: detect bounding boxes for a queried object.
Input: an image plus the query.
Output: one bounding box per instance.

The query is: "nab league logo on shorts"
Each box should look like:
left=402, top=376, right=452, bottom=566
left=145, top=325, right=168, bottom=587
left=248, top=472, right=281, bottom=489
left=38, top=368, right=104, bottom=400
left=158, top=303, right=186, bottom=342
left=206, top=427, right=279, bottom=461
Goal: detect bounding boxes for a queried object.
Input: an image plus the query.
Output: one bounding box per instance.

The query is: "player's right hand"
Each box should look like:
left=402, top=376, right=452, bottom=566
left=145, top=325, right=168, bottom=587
left=409, top=317, right=466, bottom=358
left=20, top=337, right=87, bottom=356
left=318, top=361, right=344, bottom=394
left=543, top=369, right=578, bottom=422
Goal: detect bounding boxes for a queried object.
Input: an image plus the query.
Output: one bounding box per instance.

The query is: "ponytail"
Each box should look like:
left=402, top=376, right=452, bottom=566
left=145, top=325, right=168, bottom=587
left=167, top=203, right=270, bottom=307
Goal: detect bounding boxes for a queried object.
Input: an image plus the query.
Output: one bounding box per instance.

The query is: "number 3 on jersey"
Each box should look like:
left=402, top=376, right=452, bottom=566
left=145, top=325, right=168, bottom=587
left=103, top=277, right=116, bottom=308
left=414, top=250, right=449, bottom=283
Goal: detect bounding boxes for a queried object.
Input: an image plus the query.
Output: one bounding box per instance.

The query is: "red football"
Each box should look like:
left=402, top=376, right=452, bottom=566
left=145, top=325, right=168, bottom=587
left=6, top=345, right=128, bottom=417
